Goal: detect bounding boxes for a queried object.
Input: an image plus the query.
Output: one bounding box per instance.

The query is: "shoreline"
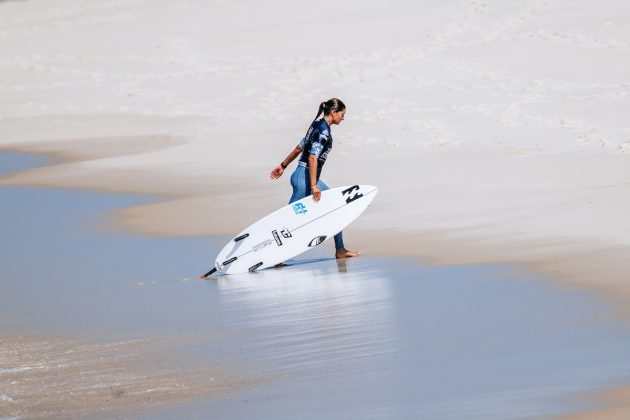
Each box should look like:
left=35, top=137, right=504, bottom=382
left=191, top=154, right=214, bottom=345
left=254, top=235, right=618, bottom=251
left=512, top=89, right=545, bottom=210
left=2, top=141, right=629, bottom=308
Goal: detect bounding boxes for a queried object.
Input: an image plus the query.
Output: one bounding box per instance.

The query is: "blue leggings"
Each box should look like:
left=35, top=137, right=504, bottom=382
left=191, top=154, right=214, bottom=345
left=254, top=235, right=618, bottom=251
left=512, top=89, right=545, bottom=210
left=289, top=164, right=345, bottom=249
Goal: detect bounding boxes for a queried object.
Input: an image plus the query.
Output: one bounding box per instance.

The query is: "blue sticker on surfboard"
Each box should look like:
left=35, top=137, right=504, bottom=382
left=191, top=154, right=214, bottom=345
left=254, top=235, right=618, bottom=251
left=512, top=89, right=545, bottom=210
left=293, top=203, right=308, bottom=215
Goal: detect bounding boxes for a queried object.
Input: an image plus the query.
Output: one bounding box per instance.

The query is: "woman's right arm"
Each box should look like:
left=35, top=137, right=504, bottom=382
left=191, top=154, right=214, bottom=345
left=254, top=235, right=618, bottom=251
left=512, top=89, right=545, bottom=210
left=270, top=145, right=302, bottom=179
left=308, top=154, right=321, bottom=202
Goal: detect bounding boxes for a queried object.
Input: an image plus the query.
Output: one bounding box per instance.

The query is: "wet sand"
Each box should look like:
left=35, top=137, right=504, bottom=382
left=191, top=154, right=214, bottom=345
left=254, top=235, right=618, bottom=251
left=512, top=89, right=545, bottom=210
left=3, top=152, right=630, bottom=418
left=0, top=335, right=255, bottom=419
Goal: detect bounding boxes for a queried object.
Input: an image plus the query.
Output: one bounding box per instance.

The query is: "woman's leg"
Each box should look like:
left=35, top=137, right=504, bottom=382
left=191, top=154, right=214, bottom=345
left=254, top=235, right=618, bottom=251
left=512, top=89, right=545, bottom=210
left=316, top=179, right=346, bottom=250
left=277, top=167, right=308, bottom=268
left=289, top=166, right=307, bottom=204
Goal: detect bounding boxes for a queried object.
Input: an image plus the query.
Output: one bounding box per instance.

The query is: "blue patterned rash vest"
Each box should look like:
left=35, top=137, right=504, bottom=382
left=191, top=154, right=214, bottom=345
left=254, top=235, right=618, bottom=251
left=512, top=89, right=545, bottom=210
left=297, top=119, right=333, bottom=180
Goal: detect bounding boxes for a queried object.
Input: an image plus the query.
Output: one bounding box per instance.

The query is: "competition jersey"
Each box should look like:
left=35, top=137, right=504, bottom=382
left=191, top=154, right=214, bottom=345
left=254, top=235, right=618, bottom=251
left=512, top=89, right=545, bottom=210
left=297, top=119, right=333, bottom=180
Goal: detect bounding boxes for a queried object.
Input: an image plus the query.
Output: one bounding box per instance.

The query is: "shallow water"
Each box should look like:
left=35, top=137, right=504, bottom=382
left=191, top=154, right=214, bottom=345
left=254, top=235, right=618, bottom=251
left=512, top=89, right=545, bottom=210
left=2, top=151, right=630, bottom=419
left=156, top=260, right=630, bottom=419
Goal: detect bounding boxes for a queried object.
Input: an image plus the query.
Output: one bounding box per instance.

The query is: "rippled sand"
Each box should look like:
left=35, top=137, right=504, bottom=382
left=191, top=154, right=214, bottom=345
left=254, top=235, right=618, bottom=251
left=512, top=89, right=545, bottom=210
left=0, top=335, right=259, bottom=419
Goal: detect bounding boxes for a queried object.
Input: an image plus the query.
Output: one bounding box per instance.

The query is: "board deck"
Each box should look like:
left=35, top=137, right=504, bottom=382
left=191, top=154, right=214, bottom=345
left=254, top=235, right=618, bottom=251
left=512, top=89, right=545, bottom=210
left=203, top=184, right=378, bottom=275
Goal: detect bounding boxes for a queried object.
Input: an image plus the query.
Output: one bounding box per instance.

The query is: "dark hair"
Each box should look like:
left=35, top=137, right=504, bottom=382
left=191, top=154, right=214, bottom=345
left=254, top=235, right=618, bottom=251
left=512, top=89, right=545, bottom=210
left=302, top=98, right=346, bottom=142
left=313, top=98, right=346, bottom=122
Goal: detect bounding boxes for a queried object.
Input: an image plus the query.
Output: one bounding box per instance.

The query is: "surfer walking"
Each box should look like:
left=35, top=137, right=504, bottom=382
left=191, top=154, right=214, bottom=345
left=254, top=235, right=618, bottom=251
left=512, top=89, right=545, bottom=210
left=270, top=98, right=360, bottom=259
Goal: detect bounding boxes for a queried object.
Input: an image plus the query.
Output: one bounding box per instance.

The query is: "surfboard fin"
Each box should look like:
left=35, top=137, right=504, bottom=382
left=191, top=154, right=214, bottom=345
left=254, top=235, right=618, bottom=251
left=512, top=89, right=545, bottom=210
left=248, top=262, right=263, bottom=272
left=234, top=233, right=249, bottom=242
left=222, top=256, right=237, bottom=266
left=200, top=257, right=237, bottom=279
left=200, top=267, right=217, bottom=279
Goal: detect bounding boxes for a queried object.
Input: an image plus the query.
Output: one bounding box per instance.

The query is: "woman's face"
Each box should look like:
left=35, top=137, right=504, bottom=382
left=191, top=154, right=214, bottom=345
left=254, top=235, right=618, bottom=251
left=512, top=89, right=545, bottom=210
left=331, top=109, right=346, bottom=125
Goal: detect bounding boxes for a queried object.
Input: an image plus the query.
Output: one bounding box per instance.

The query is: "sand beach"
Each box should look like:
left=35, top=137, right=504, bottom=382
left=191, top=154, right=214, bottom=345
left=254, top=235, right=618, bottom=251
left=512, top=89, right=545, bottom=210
left=1, top=0, right=630, bottom=418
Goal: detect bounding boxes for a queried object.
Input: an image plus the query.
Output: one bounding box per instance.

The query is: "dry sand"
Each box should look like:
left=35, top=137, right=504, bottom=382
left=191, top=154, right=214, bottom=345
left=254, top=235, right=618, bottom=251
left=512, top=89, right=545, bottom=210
left=1, top=0, right=630, bottom=417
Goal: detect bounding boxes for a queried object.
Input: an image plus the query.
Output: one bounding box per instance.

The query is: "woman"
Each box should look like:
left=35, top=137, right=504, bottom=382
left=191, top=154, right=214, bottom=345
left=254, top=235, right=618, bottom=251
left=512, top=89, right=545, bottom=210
left=270, top=98, right=359, bottom=259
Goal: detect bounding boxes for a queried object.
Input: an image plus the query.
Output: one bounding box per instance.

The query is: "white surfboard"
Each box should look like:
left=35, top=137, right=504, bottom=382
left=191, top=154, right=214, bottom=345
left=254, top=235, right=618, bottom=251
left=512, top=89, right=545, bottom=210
left=201, top=184, right=378, bottom=276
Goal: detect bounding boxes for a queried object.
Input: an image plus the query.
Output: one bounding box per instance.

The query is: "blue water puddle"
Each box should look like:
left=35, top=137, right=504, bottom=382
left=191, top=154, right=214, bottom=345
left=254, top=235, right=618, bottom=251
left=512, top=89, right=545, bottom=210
left=2, top=151, right=630, bottom=419
left=0, top=185, right=222, bottom=336
left=0, top=151, right=49, bottom=177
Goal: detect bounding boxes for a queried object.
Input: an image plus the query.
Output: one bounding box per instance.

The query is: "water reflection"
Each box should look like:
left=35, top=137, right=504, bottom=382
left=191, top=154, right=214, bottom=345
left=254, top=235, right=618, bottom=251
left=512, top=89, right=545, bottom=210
left=214, top=258, right=396, bottom=375
left=199, top=259, right=630, bottom=420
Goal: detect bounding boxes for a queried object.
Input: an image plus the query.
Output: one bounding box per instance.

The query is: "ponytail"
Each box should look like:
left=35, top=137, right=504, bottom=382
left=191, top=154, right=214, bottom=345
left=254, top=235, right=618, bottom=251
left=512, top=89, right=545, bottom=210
left=303, top=98, right=346, bottom=140
left=312, top=101, right=326, bottom=124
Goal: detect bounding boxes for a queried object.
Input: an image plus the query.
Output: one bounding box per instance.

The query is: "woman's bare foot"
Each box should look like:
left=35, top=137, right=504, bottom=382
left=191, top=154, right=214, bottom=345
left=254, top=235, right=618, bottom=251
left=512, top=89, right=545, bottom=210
left=335, top=248, right=360, bottom=259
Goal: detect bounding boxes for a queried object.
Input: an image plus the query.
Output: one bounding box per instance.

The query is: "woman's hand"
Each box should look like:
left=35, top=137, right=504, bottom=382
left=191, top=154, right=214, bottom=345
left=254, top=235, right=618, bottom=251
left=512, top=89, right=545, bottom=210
left=311, top=185, right=321, bottom=202
left=270, top=165, right=284, bottom=179
left=271, top=147, right=301, bottom=180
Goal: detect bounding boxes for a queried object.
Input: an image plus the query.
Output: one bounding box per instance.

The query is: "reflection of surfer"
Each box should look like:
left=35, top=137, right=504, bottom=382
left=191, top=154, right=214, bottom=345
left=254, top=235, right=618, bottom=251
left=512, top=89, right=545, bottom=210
left=336, top=258, right=348, bottom=273
left=270, top=98, right=359, bottom=259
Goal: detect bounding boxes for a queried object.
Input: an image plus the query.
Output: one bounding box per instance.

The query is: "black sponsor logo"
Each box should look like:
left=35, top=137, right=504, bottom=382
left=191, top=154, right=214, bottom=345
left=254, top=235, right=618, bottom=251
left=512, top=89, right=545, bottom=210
left=281, top=228, right=292, bottom=238
left=308, top=235, right=327, bottom=247
left=253, top=239, right=273, bottom=252
left=272, top=230, right=283, bottom=246
left=342, top=185, right=363, bottom=204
